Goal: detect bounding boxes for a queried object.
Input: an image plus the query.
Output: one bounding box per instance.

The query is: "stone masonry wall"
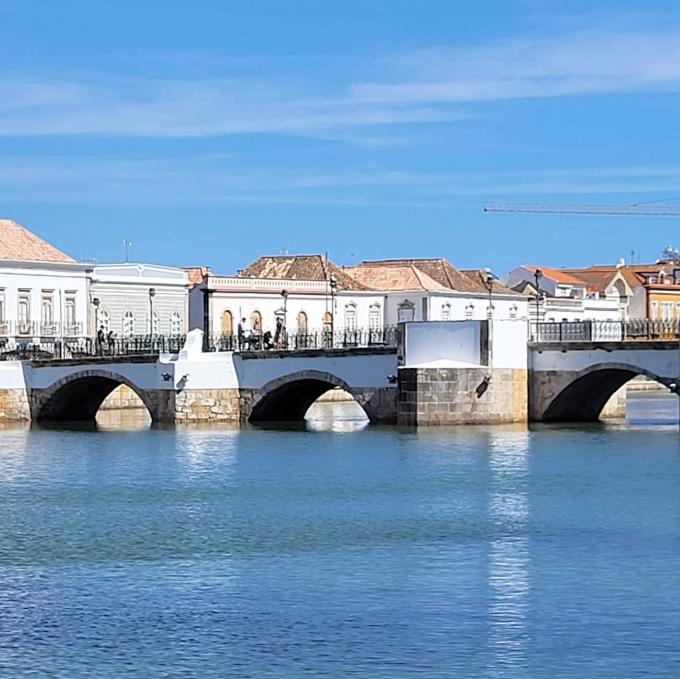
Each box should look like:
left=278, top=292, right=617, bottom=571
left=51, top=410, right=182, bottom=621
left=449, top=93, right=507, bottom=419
left=0, top=388, right=31, bottom=421
left=398, top=367, right=528, bottom=427
left=173, top=389, right=241, bottom=423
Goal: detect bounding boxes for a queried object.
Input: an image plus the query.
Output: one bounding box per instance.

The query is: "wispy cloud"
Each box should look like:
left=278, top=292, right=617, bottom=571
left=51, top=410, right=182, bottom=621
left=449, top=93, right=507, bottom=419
left=2, top=154, right=680, bottom=206
left=3, top=27, right=680, bottom=139
left=353, top=30, right=680, bottom=104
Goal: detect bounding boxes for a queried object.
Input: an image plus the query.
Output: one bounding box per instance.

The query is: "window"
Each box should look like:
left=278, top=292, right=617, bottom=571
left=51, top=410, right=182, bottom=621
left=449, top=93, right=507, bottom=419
left=676, top=302, right=680, bottom=320
left=18, top=291, right=31, bottom=333
left=65, top=293, right=77, bottom=334
left=323, top=311, right=333, bottom=332
left=397, top=300, right=415, bottom=323
left=152, top=311, right=159, bottom=335
left=251, top=310, right=262, bottom=332
left=221, top=310, right=233, bottom=335
left=486, top=304, right=494, bottom=318
left=464, top=303, right=474, bottom=320
left=651, top=301, right=659, bottom=320
left=0, top=289, right=5, bottom=325
left=369, top=304, right=382, bottom=331
left=170, top=311, right=182, bottom=336
left=661, top=302, right=673, bottom=321
left=344, top=304, right=357, bottom=331
left=98, top=308, right=110, bottom=333
left=123, top=311, right=135, bottom=337
left=297, top=310, right=308, bottom=333
left=510, top=304, right=518, bottom=320
left=41, top=292, right=54, bottom=329
left=441, top=304, right=451, bottom=321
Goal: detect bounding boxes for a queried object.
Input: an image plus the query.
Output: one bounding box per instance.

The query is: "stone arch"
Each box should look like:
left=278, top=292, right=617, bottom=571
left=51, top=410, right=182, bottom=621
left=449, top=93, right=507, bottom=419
left=31, top=369, right=156, bottom=422
left=246, top=369, right=372, bottom=424
left=540, top=362, right=672, bottom=422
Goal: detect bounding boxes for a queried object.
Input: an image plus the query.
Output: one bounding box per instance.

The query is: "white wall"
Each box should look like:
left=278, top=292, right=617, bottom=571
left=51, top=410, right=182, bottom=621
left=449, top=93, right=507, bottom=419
left=91, top=264, right=189, bottom=337
left=0, top=262, right=90, bottom=336
left=403, top=321, right=483, bottom=367
left=491, top=320, right=529, bottom=369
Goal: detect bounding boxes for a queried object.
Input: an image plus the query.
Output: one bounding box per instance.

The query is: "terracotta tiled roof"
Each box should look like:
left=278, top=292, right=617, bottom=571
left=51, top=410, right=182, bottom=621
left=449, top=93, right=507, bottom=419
left=238, top=255, right=372, bottom=291
left=183, top=266, right=210, bottom=287
left=346, top=264, right=450, bottom=292
left=355, top=258, right=493, bottom=293
left=578, top=263, right=679, bottom=289
left=460, top=269, right=522, bottom=296
left=559, top=268, right=621, bottom=294
left=524, top=265, right=586, bottom=286
left=0, top=219, right=74, bottom=263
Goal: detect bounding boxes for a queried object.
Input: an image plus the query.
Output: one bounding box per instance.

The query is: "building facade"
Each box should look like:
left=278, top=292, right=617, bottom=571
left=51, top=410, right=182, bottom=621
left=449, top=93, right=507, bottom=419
left=0, top=220, right=90, bottom=340
left=189, top=255, right=528, bottom=344
left=91, top=264, right=189, bottom=338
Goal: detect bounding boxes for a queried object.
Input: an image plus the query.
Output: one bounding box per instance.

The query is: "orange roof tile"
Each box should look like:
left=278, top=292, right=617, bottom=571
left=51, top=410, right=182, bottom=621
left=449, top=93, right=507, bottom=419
left=0, top=219, right=74, bottom=263
left=524, top=265, right=585, bottom=286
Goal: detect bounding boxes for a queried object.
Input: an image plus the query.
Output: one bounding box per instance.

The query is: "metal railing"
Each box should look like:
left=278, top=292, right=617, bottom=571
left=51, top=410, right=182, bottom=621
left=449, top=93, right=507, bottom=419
left=207, top=326, right=399, bottom=352
left=0, top=334, right=186, bottom=361
left=531, top=320, right=680, bottom=342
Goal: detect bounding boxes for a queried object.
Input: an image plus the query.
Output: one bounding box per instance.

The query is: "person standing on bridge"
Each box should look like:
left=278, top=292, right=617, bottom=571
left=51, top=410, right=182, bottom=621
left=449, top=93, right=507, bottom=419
left=96, top=326, right=105, bottom=356
left=238, top=317, right=247, bottom=351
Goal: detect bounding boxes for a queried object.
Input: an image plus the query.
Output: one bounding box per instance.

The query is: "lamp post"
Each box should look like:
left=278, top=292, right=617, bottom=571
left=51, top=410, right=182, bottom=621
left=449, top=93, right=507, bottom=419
left=533, top=268, right=543, bottom=340
left=92, top=297, right=100, bottom=337
left=329, top=274, right=337, bottom=347
left=484, top=269, right=495, bottom=318
left=148, top=287, right=156, bottom=337
left=281, top=289, right=288, bottom=348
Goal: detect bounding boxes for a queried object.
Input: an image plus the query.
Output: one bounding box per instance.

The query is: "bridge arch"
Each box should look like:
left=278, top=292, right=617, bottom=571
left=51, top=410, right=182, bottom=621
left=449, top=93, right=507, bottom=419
left=246, top=369, right=374, bottom=424
left=540, top=362, right=673, bottom=422
left=31, top=369, right=156, bottom=422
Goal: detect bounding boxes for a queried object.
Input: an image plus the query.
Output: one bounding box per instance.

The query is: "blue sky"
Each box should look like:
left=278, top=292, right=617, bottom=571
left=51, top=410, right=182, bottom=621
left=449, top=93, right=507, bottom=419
left=3, top=0, right=680, bottom=274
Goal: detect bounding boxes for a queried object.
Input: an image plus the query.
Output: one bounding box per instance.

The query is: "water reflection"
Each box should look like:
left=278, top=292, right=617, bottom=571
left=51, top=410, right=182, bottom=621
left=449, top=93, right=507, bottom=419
left=305, top=400, right=369, bottom=433
left=487, top=430, right=531, bottom=676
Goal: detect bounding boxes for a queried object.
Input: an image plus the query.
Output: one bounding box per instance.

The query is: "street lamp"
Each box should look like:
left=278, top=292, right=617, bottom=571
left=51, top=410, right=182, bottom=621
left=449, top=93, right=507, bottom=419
left=329, top=274, right=337, bottom=345
left=148, top=287, right=156, bottom=336
left=483, top=268, right=495, bottom=318
left=533, top=268, right=543, bottom=340
left=280, top=289, right=288, bottom=347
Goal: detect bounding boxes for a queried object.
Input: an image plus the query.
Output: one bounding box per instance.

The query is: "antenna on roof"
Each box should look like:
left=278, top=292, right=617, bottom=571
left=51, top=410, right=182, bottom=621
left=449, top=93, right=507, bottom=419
left=280, top=246, right=288, bottom=256
left=123, top=239, right=132, bottom=263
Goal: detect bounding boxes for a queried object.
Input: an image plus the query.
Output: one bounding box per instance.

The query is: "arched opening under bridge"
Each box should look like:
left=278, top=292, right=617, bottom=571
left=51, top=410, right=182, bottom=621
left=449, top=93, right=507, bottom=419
left=34, top=370, right=153, bottom=424
left=541, top=363, right=674, bottom=422
left=247, top=370, right=370, bottom=426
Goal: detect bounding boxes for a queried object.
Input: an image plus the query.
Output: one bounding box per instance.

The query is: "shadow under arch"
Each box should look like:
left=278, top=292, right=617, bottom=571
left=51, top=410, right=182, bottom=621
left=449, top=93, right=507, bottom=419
left=542, top=362, right=673, bottom=422
left=248, top=369, right=371, bottom=424
left=33, top=369, right=155, bottom=422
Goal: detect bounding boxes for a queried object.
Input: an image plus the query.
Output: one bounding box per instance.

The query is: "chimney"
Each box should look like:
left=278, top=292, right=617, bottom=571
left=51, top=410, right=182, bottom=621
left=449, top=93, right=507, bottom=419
left=616, top=257, right=625, bottom=268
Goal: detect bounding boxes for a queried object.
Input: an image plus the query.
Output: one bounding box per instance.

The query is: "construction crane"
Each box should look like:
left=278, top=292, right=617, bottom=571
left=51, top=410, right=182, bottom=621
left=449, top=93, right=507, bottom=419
left=483, top=201, right=680, bottom=216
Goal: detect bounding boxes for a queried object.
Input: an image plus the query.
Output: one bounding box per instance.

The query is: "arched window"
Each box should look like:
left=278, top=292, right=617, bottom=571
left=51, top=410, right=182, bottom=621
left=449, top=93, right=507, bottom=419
left=323, top=311, right=333, bottom=331
left=369, top=304, right=382, bottom=331
left=344, top=303, right=357, bottom=331
left=123, top=311, right=135, bottom=337
left=170, top=311, right=182, bottom=336
left=441, top=303, right=451, bottom=321
left=98, top=308, right=110, bottom=333
left=152, top=311, right=159, bottom=335
left=297, top=310, right=308, bottom=333
left=397, top=300, right=415, bottom=323
left=221, top=309, right=233, bottom=335
left=464, top=303, right=474, bottom=320
left=251, top=310, right=262, bottom=332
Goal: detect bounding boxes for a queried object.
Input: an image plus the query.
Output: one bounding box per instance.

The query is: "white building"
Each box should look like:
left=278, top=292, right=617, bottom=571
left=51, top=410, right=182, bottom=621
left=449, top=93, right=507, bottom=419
left=0, top=220, right=189, bottom=346
left=91, top=264, right=189, bottom=338
left=188, top=255, right=528, bottom=346
left=347, top=259, right=528, bottom=323
left=0, top=219, right=90, bottom=340
left=506, top=265, right=627, bottom=322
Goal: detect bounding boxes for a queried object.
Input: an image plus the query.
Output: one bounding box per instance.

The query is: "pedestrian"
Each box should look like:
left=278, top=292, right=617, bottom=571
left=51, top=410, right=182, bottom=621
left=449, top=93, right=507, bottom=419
left=107, top=330, right=116, bottom=355
left=274, top=317, right=283, bottom=348
left=238, top=317, right=247, bottom=350
left=96, top=326, right=105, bottom=355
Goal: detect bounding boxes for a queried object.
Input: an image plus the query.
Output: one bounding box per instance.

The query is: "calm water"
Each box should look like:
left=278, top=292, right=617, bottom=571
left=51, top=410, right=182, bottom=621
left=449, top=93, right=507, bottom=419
left=0, top=396, right=679, bottom=677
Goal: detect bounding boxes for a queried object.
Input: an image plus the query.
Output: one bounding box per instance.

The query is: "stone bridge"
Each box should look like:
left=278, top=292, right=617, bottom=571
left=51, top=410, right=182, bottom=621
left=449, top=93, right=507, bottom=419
left=0, top=338, right=398, bottom=424
left=529, top=340, right=679, bottom=422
